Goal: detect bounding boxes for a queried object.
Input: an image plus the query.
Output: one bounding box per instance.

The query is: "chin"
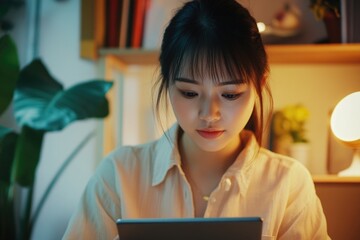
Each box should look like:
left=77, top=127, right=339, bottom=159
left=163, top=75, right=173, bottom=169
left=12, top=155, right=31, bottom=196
left=194, top=138, right=231, bottom=153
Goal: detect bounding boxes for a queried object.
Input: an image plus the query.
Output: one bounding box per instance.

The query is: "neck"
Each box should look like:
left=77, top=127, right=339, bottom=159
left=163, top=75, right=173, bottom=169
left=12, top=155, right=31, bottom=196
left=178, top=130, right=245, bottom=215
left=179, top=132, right=242, bottom=176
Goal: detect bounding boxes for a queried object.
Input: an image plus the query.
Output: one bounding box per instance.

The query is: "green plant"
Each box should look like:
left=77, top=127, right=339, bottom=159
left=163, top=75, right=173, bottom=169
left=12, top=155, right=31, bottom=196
left=309, top=0, right=340, bottom=19
left=0, top=34, right=113, bottom=240
left=272, top=104, right=310, bottom=143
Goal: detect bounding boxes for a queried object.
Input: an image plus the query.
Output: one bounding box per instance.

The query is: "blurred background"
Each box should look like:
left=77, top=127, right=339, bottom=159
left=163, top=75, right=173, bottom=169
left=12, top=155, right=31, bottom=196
left=0, top=0, right=359, bottom=239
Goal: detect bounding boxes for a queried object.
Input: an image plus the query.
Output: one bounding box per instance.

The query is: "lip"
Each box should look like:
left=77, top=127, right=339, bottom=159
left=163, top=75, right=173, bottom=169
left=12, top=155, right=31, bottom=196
left=196, top=129, right=225, bottom=139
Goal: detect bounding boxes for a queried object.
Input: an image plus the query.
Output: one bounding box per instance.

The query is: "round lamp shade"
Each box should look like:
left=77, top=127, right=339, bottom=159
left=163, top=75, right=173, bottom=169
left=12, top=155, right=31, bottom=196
left=330, top=91, right=360, bottom=148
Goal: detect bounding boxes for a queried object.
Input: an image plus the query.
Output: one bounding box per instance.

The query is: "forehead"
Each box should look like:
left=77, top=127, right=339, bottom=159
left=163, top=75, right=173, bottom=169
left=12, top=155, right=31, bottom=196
left=175, top=54, right=245, bottom=84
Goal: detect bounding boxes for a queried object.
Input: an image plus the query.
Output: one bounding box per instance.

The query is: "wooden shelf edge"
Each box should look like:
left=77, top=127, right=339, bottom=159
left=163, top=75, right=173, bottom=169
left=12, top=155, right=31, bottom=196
left=99, top=44, right=360, bottom=65
left=313, top=175, right=360, bottom=183
left=100, top=48, right=159, bottom=65
left=266, top=44, right=360, bottom=64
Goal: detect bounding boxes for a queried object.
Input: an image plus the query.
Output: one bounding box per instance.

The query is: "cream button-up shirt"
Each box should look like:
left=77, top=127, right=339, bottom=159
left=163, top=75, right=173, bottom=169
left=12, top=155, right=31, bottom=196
left=63, top=125, right=330, bottom=240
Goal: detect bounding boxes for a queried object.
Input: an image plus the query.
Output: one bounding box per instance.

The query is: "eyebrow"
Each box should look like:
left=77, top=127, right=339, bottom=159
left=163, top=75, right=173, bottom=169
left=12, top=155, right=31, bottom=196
left=174, top=77, right=199, bottom=84
left=174, top=77, right=243, bottom=86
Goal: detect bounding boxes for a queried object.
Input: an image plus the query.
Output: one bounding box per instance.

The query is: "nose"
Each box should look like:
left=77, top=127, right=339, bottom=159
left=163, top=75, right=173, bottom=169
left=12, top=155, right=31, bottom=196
left=199, top=97, right=221, bottom=123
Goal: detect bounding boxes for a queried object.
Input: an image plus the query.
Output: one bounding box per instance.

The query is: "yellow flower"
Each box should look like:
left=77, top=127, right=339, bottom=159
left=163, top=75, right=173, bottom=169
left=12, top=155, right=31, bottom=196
left=272, top=104, right=309, bottom=143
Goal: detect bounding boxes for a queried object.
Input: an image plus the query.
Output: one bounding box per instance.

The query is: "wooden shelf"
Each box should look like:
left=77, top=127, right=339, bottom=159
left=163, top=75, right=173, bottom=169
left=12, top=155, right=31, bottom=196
left=313, top=175, right=360, bottom=240
left=100, top=48, right=159, bottom=65
left=99, top=44, right=360, bottom=65
left=313, top=175, right=360, bottom=183
left=267, top=44, right=360, bottom=64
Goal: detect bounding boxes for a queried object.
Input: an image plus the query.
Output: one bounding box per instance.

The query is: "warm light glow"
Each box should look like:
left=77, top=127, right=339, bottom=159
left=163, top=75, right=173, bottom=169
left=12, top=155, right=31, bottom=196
left=330, top=91, right=360, bottom=144
left=257, top=22, right=266, bottom=33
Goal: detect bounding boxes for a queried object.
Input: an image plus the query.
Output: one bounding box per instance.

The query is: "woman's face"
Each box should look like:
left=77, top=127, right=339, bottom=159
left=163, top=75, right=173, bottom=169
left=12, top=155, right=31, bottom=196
left=169, top=70, right=256, bottom=153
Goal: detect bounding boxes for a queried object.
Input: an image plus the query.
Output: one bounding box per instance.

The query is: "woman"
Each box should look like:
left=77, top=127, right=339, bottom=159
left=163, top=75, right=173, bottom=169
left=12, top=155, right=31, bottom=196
left=63, top=0, right=329, bottom=239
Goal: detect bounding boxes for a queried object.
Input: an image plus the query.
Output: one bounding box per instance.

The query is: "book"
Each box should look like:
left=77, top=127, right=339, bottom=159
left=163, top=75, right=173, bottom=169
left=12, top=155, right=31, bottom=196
left=119, top=0, right=130, bottom=48
left=80, top=0, right=106, bottom=59
left=125, top=0, right=136, bottom=48
left=341, top=0, right=360, bottom=43
left=105, top=0, right=122, bottom=47
left=131, top=0, right=149, bottom=48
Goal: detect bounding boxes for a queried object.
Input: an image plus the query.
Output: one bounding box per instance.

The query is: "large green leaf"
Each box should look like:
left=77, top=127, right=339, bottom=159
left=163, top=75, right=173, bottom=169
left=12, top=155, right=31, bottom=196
left=17, top=58, right=63, bottom=93
left=13, top=59, right=63, bottom=129
left=0, top=34, right=20, bottom=115
left=13, top=59, right=113, bottom=131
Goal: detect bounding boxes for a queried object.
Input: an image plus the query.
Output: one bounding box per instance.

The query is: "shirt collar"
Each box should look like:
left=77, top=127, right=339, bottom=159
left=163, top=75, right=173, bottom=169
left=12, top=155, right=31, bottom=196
left=151, top=124, right=261, bottom=192
left=152, top=124, right=182, bottom=186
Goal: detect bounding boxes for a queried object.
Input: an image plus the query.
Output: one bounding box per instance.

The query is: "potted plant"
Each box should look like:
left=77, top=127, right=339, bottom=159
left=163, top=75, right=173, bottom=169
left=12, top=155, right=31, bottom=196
left=272, top=104, right=310, bottom=166
left=0, top=34, right=113, bottom=240
left=310, top=0, right=340, bottom=19
left=309, top=0, right=341, bottom=42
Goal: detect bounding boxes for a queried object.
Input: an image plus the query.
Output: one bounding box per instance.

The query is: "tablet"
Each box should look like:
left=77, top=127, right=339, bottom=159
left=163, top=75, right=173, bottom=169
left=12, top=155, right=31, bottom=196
left=116, top=217, right=263, bottom=240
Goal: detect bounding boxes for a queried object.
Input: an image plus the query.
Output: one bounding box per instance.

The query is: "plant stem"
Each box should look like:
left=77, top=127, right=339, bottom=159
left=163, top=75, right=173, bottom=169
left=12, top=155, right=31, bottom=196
left=12, top=125, right=44, bottom=240
left=22, top=186, right=33, bottom=240
left=28, top=130, right=96, bottom=236
left=0, top=182, right=16, bottom=239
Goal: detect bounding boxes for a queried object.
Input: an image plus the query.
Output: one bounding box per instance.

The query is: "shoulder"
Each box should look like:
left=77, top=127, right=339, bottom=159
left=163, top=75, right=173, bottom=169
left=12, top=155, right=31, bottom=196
left=95, top=130, right=176, bottom=182
left=259, top=148, right=311, bottom=177
left=256, top=148, right=314, bottom=193
left=98, top=139, right=160, bottom=175
left=98, top=124, right=178, bottom=176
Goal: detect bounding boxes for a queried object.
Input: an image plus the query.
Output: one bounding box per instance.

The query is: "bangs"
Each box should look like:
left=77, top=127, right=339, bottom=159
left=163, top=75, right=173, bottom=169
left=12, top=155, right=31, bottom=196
left=167, top=39, right=255, bottom=85
left=159, top=0, right=266, bottom=88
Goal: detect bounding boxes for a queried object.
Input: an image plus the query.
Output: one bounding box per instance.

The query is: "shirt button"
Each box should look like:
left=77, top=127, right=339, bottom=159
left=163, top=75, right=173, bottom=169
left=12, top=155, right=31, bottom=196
left=223, top=178, right=232, bottom=192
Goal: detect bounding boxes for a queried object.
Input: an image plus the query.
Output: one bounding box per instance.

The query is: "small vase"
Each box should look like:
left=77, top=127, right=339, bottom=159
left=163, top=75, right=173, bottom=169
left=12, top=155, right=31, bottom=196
left=288, top=143, right=310, bottom=167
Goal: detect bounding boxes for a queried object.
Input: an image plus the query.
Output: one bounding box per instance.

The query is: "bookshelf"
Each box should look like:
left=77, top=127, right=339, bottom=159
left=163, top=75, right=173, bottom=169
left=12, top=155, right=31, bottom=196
left=80, top=0, right=360, bottom=65
left=82, top=1, right=360, bottom=157
left=99, top=45, right=360, bottom=158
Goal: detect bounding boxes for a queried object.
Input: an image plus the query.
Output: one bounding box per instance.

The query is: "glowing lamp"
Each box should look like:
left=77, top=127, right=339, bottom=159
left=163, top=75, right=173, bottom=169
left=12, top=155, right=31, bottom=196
left=330, top=92, right=360, bottom=176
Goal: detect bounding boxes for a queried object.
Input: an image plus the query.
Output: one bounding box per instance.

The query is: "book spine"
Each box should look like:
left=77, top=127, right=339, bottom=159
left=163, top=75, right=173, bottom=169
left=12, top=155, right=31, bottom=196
left=126, top=0, right=135, bottom=48
left=119, top=0, right=130, bottom=48
left=131, top=0, right=148, bottom=48
left=105, top=0, right=122, bottom=47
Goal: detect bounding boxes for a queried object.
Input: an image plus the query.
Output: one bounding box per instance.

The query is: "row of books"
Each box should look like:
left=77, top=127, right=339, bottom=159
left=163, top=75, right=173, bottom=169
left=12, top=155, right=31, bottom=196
left=104, top=0, right=183, bottom=49
left=341, top=0, right=360, bottom=43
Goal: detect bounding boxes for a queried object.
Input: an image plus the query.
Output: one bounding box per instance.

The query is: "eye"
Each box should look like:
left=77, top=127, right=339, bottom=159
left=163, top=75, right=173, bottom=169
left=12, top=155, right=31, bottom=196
left=180, top=90, right=198, bottom=99
left=222, top=93, right=242, bottom=100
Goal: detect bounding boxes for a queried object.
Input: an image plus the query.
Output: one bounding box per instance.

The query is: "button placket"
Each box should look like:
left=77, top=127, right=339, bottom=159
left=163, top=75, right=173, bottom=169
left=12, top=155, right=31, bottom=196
left=180, top=170, right=195, bottom=216
left=205, top=176, right=233, bottom=217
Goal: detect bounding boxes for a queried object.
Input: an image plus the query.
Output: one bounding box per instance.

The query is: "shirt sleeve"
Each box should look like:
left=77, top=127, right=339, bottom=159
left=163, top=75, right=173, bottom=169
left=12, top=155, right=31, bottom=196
left=62, top=157, right=121, bottom=240
left=278, top=162, right=331, bottom=240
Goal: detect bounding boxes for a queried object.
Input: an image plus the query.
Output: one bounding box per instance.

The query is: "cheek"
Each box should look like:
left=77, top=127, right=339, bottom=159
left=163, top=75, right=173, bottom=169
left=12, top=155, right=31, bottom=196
left=171, top=98, right=186, bottom=116
left=169, top=91, right=194, bottom=120
left=226, top=92, right=256, bottom=126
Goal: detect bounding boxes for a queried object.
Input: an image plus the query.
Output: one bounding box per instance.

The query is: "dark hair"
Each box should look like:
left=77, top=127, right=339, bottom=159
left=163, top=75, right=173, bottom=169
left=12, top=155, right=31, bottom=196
left=154, top=0, right=273, bottom=145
